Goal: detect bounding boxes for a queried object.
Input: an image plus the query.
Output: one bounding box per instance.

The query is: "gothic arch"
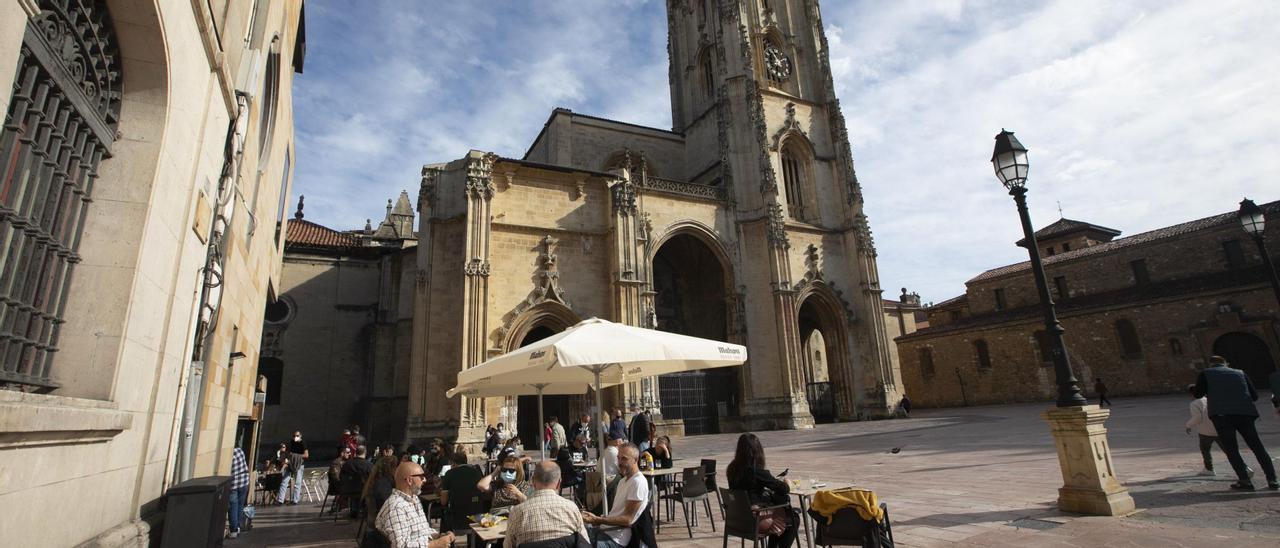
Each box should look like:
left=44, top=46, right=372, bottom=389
left=500, top=301, right=580, bottom=353
left=648, top=220, right=736, bottom=289
left=796, top=280, right=857, bottom=420
left=602, top=149, right=654, bottom=180
left=779, top=135, right=816, bottom=222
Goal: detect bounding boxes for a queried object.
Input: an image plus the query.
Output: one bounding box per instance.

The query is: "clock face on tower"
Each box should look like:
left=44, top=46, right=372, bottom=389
left=764, top=43, right=793, bottom=82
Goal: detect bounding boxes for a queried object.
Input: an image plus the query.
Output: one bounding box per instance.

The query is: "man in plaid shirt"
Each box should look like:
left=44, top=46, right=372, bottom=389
left=506, top=462, right=590, bottom=548
left=376, top=462, right=455, bottom=548
left=228, top=447, right=250, bottom=539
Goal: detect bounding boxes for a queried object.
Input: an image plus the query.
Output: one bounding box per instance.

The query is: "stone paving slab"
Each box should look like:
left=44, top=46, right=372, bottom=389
left=236, top=394, right=1280, bottom=547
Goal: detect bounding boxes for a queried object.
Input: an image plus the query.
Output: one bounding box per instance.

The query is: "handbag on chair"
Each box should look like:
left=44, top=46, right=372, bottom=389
left=754, top=505, right=789, bottom=536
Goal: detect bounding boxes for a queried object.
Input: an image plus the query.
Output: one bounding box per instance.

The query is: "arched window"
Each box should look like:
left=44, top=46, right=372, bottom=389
left=258, top=35, right=281, bottom=159
left=700, top=50, right=715, bottom=101
left=1169, top=338, right=1183, bottom=355
left=918, top=347, right=935, bottom=378
left=0, top=0, right=122, bottom=390
left=1033, top=330, right=1053, bottom=365
left=973, top=339, right=992, bottom=370
left=1115, top=319, right=1142, bottom=358
left=780, top=142, right=810, bottom=221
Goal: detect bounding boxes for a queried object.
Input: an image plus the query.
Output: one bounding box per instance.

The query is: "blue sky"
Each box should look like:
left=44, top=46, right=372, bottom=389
left=292, top=0, right=1280, bottom=302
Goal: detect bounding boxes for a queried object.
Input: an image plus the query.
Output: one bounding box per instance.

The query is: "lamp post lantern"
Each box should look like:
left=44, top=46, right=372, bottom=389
left=1238, top=198, right=1280, bottom=308
left=991, top=130, right=1086, bottom=407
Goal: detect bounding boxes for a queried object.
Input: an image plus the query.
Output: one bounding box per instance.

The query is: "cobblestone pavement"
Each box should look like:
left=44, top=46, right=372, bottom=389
left=237, top=393, right=1280, bottom=547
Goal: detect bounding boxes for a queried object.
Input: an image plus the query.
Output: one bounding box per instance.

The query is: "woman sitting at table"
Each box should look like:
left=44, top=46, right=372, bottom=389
left=362, top=456, right=399, bottom=518
left=727, top=433, right=798, bottom=548
left=644, top=436, right=673, bottom=469
left=477, top=455, right=532, bottom=509
left=556, top=447, right=585, bottom=494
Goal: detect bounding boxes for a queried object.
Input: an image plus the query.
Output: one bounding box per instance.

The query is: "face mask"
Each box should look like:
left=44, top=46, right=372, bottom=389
left=500, top=471, right=517, bottom=483
left=293, top=436, right=301, bottom=442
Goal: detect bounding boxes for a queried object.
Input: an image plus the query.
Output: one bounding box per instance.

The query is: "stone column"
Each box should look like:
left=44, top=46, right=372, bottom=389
left=460, top=152, right=497, bottom=432
left=1041, top=405, right=1135, bottom=516
left=851, top=213, right=897, bottom=417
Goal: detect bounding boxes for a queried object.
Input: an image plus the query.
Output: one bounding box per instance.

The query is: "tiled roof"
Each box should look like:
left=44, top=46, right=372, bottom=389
left=930, top=294, right=968, bottom=309
left=285, top=218, right=360, bottom=249
left=1034, top=218, right=1120, bottom=240
left=969, top=200, right=1280, bottom=284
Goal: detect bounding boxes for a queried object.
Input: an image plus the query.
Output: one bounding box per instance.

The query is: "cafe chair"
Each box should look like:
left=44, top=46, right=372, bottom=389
left=805, top=504, right=894, bottom=548
left=701, top=459, right=722, bottom=512
left=659, top=466, right=716, bottom=538
left=319, top=475, right=343, bottom=516
left=720, top=488, right=788, bottom=548
left=518, top=532, right=592, bottom=548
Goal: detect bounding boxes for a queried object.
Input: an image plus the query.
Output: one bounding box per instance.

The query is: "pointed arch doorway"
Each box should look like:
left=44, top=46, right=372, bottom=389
left=1212, top=331, right=1276, bottom=388
left=651, top=232, right=738, bottom=435
left=796, top=283, right=855, bottom=422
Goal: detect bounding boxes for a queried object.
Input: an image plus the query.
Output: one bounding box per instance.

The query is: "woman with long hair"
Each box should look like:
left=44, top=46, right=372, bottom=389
left=361, top=455, right=400, bottom=518
left=726, top=433, right=798, bottom=548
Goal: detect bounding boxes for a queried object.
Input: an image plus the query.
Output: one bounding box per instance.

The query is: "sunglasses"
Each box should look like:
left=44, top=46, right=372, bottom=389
left=501, top=469, right=518, bottom=473
left=410, top=473, right=428, bottom=479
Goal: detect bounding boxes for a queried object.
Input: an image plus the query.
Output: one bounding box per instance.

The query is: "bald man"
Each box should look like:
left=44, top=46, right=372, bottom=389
left=505, top=461, right=590, bottom=548
left=375, top=462, right=455, bottom=548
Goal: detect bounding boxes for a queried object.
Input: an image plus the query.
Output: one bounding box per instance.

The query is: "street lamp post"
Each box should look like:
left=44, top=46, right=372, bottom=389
left=993, top=129, right=1133, bottom=516
left=1238, top=198, right=1280, bottom=308
left=991, top=130, right=1087, bottom=407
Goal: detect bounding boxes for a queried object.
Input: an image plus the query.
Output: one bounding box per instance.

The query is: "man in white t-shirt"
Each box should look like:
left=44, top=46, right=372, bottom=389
left=602, top=433, right=624, bottom=479
left=582, top=443, right=648, bottom=548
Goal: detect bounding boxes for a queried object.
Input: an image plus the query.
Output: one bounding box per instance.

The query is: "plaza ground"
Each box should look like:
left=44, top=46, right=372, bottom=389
left=239, top=393, right=1280, bottom=547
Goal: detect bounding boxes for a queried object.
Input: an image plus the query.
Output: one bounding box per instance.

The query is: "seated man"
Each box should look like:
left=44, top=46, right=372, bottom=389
left=340, top=445, right=373, bottom=518
left=375, top=461, right=455, bottom=548
left=602, top=434, right=624, bottom=480
left=582, top=443, right=648, bottom=548
left=439, top=452, right=483, bottom=531
left=506, top=462, right=591, bottom=548
left=568, top=436, right=590, bottom=463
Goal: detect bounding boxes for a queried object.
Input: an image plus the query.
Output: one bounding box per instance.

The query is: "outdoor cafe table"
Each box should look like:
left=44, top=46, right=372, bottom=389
left=787, top=480, right=855, bottom=548
left=469, top=520, right=507, bottom=548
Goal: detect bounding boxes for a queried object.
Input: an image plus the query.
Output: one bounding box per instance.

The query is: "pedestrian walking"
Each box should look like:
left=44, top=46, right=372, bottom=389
left=549, top=415, right=567, bottom=453
left=1192, top=356, right=1278, bottom=490
left=1183, top=384, right=1252, bottom=477
left=228, top=447, right=250, bottom=539
left=1094, top=378, right=1112, bottom=408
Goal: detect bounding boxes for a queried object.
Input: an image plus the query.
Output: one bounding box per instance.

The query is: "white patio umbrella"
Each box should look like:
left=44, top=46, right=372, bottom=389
left=445, top=381, right=608, bottom=460
left=452, top=317, right=747, bottom=512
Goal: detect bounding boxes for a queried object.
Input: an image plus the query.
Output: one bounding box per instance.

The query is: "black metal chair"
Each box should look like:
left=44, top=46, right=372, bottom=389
left=595, top=503, right=657, bottom=548
left=702, top=459, right=722, bottom=512
left=806, top=504, right=894, bottom=548
left=519, top=532, right=592, bottom=548
left=720, top=488, right=786, bottom=548
left=659, top=466, right=716, bottom=538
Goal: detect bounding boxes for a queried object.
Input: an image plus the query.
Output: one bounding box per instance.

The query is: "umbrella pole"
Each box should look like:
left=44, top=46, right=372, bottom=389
left=594, top=366, right=609, bottom=515
left=537, top=385, right=546, bottom=461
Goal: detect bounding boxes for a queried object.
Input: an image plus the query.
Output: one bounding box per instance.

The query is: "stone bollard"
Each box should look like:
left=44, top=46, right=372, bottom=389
left=1041, top=405, right=1136, bottom=516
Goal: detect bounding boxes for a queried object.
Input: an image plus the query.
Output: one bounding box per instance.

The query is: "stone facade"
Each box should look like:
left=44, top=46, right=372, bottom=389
left=258, top=196, right=416, bottom=458
left=897, top=202, right=1280, bottom=408
left=0, top=1, right=303, bottom=546
left=406, top=0, right=903, bottom=447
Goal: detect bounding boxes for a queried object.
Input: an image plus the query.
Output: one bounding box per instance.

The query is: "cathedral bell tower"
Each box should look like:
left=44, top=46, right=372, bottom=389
left=665, top=0, right=901, bottom=424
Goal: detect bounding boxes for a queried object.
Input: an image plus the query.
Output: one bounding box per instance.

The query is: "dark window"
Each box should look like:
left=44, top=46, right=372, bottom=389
left=974, top=340, right=992, bottom=370
left=0, top=2, right=122, bottom=390
left=1130, top=259, right=1150, bottom=286
left=1062, top=242, right=1072, bottom=252
left=1046, top=246, right=1056, bottom=256
left=1033, top=330, right=1053, bottom=364
left=1054, top=276, right=1069, bottom=300
left=1116, top=319, right=1142, bottom=358
left=918, top=347, right=935, bottom=378
left=1169, top=338, right=1183, bottom=355
left=1223, top=240, right=1246, bottom=269
left=780, top=145, right=808, bottom=221
left=949, top=310, right=961, bottom=321
left=258, top=358, right=283, bottom=405
left=264, top=298, right=292, bottom=324
left=993, top=288, right=1007, bottom=310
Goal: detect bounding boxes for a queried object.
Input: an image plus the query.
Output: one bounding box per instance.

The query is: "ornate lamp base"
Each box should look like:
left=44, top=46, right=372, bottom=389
left=1041, top=406, right=1136, bottom=516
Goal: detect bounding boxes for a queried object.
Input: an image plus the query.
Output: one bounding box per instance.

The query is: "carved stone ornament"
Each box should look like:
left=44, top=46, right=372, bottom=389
left=418, top=166, right=440, bottom=212
left=493, top=235, right=574, bottom=345
left=465, top=152, right=498, bottom=200
left=770, top=102, right=808, bottom=151
left=767, top=202, right=789, bottom=249
left=464, top=258, right=491, bottom=278
left=854, top=213, right=877, bottom=257
left=747, top=81, right=778, bottom=196
left=804, top=244, right=823, bottom=281
left=715, top=85, right=734, bottom=193
left=718, top=0, right=739, bottom=22
left=611, top=178, right=637, bottom=216
left=764, top=42, right=793, bottom=81
left=827, top=99, right=864, bottom=205
left=573, top=175, right=586, bottom=201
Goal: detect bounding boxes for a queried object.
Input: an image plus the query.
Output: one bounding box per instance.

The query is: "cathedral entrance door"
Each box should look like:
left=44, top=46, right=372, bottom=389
left=799, top=299, right=835, bottom=423
left=652, top=234, right=735, bottom=435
left=515, top=326, right=570, bottom=451
left=1212, top=331, right=1276, bottom=388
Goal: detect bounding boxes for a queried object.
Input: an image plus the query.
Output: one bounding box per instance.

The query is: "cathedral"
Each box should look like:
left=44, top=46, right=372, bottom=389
left=263, top=0, right=907, bottom=453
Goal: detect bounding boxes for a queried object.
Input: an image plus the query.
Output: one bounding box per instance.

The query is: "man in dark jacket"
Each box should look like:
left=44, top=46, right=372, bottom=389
left=627, top=407, right=650, bottom=450
left=1192, top=356, right=1277, bottom=490
left=341, top=445, right=373, bottom=517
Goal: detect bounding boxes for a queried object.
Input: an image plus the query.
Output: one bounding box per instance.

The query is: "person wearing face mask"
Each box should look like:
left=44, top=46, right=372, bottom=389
left=476, top=455, right=532, bottom=509
left=277, top=431, right=309, bottom=505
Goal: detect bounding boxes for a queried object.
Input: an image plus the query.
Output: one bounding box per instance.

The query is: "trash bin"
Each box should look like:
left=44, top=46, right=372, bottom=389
left=162, top=476, right=231, bottom=548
